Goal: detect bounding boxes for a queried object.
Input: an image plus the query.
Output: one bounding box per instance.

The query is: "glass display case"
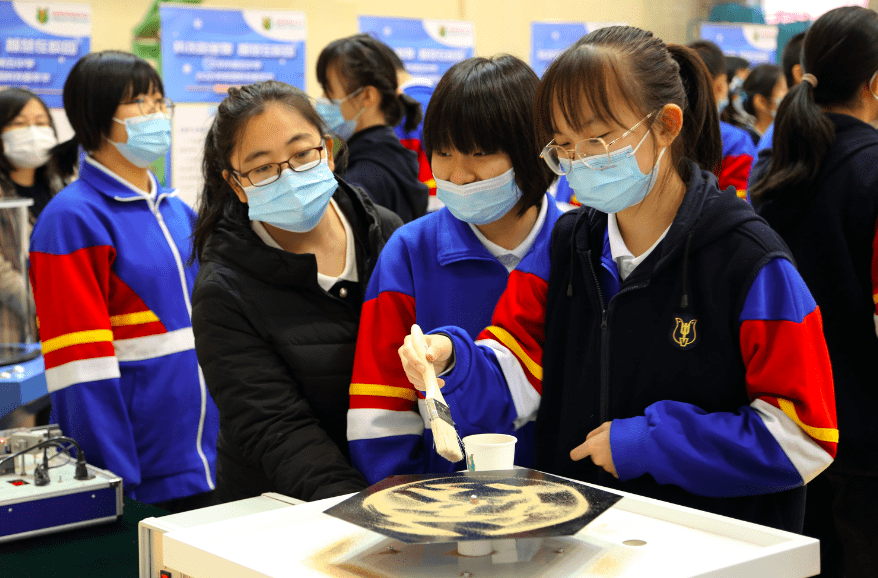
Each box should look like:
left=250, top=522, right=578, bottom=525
left=1, top=197, right=39, bottom=367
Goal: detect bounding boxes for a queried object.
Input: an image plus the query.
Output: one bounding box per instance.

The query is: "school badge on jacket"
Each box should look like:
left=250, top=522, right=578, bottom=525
left=671, top=316, right=698, bottom=349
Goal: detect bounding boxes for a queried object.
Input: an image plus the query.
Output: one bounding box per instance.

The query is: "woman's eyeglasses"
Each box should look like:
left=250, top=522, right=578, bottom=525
left=540, top=110, right=657, bottom=175
left=234, top=143, right=326, bottom=187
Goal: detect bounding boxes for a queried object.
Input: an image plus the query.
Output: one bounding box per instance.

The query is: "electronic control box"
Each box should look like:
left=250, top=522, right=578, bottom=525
left=1, top=425, right=123, bottom=543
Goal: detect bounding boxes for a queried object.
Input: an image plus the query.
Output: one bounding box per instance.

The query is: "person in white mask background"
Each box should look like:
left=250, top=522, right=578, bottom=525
left=0, top=88, right=70, bottom=218
left=0, top=89, right=72, bottom=429
left=28, top=51, right=219, bottom=513
left=347, top=55, right=561, bottom=484
left=190, top=80, right=402, bottom=504
left=398, top=26, right=837, bottom=534
left=752, top=7, right=878, bottom=575
left=315, top=34, right=429, bottom=223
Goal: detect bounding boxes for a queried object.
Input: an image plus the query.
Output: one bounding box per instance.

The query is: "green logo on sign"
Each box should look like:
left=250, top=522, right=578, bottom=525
left=37, top=8, right=48, bottom=24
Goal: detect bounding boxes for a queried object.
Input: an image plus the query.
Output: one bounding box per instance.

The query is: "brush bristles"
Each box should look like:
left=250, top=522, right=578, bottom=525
left=425, top=367, right=463, bottom=462
left=432, top=417, right=464, bottom=463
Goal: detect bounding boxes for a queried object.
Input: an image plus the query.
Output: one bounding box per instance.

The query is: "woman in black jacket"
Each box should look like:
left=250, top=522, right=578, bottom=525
left=315, top=34, right=429, bottom=223
left=190, top=81, right=402, bottom=503
left=751, top=7, right=878, bottom=576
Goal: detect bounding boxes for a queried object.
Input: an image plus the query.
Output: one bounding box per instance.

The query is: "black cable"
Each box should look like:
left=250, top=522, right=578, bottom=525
left=34, top=448, right=50, bottom=486
left=0, top=436, right=91, bottom=480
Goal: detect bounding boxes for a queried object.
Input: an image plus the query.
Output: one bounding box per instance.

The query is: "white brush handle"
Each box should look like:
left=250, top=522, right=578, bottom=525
left=411, top=324, right=440, bottom=399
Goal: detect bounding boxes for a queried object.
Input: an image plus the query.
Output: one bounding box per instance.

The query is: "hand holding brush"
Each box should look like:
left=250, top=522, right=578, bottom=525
left=404, top=325, right=464, bottom=463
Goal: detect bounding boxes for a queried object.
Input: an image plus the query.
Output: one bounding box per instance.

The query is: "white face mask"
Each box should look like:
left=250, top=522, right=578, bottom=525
left=2, top=125, right=57, bottom=170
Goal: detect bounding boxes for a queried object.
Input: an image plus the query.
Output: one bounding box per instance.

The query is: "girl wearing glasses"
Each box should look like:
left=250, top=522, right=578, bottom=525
left=190, top=80, right=402, bottom=503
left=399, top=26, right=837, bottom=531
left=316, top=34, right=429, bottom=223
left=752, top=7, right=878, bottom=574
left=28, top=51, right=219, bottom=512
left=348, top=55, right=560, bottom=484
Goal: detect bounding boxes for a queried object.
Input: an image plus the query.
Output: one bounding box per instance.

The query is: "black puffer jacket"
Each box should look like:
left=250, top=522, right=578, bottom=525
left=192, top=179, right=402, bottom=503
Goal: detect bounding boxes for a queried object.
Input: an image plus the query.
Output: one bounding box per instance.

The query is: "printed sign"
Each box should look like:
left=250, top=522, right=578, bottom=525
left=160, top=5, right=306, bottom=104
left=700, top=23, right=779, bottom=64
left=0, top=1, right=91, bottom=108
left=359, top=16, right=474, bottom=86
left=531, top=22, right=626, bottom=78
left=170, top=103, right=216, bottom=208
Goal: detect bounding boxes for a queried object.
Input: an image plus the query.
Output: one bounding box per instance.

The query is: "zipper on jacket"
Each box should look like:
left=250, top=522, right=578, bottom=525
left=585, top=253, right=611, bottom=425
left=149, top=194, right=215, bottom=491
left=585, top=250, right=650, bottom=425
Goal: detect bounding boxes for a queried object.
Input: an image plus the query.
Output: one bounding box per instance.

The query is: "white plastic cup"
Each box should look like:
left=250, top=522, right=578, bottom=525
left=462, top=433, right=517, bottom=472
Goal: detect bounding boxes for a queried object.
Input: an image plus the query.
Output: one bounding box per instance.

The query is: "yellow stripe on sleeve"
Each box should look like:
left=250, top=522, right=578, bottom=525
left=350, top=383, right=418, bottom=402
left=484, top=326, right=543, bottom=381
left=872, top=292, right=878, bottom=304
left=778, top=399, right=839, bottom=443
left=41, top=329, right=115, bottom=355
left=109, top=311, right=160, bottom=327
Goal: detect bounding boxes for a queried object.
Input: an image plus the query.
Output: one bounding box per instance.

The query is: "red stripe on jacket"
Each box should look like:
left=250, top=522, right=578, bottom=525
left=740, top=308, right=838, bottom=457
left=872, top=218, right=878, bottom=316
left=718, top=153, right=753, bottom=193
left=350, top=291, right=418, bottom=412
left=477, top=270, right=547, bottom=395
left=30, top=246, right=115, bottom=337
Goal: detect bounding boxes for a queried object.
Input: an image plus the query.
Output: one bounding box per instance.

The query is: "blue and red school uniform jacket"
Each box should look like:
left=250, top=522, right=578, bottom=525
left=433, top=163, right=836, bottom=530
left=720, top=121, right=757, bottom=201
left=348, top=196, right=561, bottom=484
left=28, top=157, right=218, bottom=504
left=394, top=80, right=436, bottom=196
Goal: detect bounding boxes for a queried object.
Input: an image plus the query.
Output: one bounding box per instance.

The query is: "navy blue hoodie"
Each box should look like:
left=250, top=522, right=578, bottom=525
left=342, top=125, right=428, bottom=223
left=758, top=113, right=878, bottom=475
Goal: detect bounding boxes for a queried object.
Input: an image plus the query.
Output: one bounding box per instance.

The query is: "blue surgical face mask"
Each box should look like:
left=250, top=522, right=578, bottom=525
left=718, top=96, right=729, bottom=114
left=108, top=112, right=171, bottom=168
left=242, top=158, right=339, bottom=233
left=435, top=167, right=523, bottom=225
left=316, top=88, right=363, bottom=140
left=565, top=130, right=666, bottom=214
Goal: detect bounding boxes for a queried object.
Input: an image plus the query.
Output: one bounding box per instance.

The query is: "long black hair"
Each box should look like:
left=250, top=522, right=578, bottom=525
left=538, top=26, right=722, bottom=186
left=0, top=88, right=65, bottom=194
left=316, top=34, right=422, bottom=133
left=190, top=81, right=328, bottom=263
left=54, top=50, right=164, bottom=177
left=751, top=6, right=878, bottom=205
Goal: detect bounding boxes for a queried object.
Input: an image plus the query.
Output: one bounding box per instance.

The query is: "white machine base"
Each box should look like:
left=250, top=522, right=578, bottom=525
left=152, top=475, right=820, bottom=578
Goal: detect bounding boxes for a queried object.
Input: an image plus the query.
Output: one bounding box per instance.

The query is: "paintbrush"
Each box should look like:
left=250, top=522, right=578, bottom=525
left=411, top=324, right=464, bottom=463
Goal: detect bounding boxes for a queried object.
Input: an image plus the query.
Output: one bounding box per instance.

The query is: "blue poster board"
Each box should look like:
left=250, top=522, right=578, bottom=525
left=358, top=16, right=474, bottom=86
left=700, top=22, right=779, bottom=64
left=531, top=22, right=625, bottom=78
left=160, top=5, right=306, bottom=104
left=0, top=1, right=91, bottom=108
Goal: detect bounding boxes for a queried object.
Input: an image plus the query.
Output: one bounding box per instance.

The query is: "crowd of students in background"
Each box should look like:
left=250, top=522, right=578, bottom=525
left=1, top=7, right=876, bottom=577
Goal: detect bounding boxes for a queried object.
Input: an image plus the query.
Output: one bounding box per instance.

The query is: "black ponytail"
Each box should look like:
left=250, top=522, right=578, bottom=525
left=398, top=92, right=422, bottom=133
left=751, top=6, right=878, bottom=206
left=667, top=44, right=723, bottom=179
left=317, top=34, right=407, bottom=131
